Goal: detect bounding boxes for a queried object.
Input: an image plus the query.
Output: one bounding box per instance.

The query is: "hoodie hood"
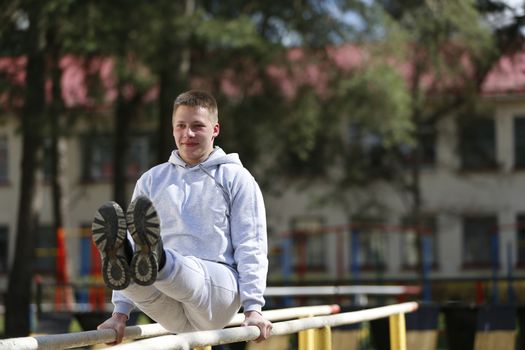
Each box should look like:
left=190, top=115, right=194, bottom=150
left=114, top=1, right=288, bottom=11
left=168, top=146, right=242, bottom=169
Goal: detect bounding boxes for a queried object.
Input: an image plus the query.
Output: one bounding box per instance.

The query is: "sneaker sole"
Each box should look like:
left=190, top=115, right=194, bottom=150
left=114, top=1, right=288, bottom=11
left=92, top=202, right=130, bottom=290
left=127, top=196, right=161, bottom=286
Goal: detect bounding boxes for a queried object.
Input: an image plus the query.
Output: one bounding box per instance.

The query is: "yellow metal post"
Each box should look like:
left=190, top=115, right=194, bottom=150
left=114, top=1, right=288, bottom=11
left=389, top=313, right=407, bottom=350
left=193, top=347, right=212, bottom=350
left=315, top=325, right=332, bottom=350
left=298, top=315, right=316, bottom=350
left=298, top=328, right=315, bottom=350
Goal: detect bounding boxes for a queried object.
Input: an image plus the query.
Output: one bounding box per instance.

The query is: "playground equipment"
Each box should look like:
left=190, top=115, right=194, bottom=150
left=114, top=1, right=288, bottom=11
left=0, top=304, right=339, bottom=349
left=0, top=302, right=418, bottom=350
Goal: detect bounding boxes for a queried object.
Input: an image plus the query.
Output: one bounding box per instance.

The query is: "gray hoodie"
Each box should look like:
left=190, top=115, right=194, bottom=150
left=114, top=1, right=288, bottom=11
left=112, top=147, right=268, bottom=314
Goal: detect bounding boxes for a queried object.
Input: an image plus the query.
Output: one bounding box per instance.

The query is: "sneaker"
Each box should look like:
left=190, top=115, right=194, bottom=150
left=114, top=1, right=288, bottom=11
left=126, top=196, right=162, bottom=286
left=92, top=202, right=131, bottom=290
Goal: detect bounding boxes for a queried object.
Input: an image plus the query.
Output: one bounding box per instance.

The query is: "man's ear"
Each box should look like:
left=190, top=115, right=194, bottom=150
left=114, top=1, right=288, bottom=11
left=212, top=123, right=220, bottom=138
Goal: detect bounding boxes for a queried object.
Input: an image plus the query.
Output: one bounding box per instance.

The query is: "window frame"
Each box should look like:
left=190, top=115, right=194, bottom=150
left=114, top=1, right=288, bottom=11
left=81, top=132, right=155, bottom=182
left=516, top=214, right=525, bottom=267
left=458, top=116, right=497, bottom=171
left=513, top=116, right=525, bottom=169
left=290, top=215, right=327, bottom=273
left=461, top=215, right=498, bottom=269
left=349, top=219, right=387, bottom=271
left=34, top=225, right=57, bottom=275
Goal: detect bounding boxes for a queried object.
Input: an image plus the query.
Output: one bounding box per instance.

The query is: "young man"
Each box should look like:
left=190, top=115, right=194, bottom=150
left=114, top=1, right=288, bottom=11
left=92, top=90, right=272, bottom=344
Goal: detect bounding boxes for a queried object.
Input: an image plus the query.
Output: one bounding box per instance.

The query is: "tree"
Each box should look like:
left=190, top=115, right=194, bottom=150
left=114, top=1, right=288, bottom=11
left=62, top=0, right=157, bottom=208
left=361, top=0, right=525, bottom=275
left=4, top=0, right=47, bottom=336
left=190, top=0, right=397, bottom=182
left=46, top=5, right=72, bottom=309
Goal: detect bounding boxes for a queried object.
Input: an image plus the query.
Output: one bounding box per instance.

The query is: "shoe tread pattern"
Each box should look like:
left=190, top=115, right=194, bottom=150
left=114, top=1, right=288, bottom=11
left=127, top=196, right=161, bottom=285
left=91, top=202, right=130, bottom=290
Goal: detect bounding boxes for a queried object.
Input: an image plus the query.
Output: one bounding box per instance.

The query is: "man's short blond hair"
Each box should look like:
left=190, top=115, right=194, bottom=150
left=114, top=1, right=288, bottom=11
left=173, top=90, right=219, bottom=123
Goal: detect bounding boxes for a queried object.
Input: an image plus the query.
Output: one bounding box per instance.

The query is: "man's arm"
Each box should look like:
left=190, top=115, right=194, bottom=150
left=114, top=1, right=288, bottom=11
left=228, top=169, right=271, bottom=340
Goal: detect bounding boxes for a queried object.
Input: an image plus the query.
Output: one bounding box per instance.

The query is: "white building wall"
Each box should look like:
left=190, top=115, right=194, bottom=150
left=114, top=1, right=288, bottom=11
left=1, top=97, right=525, bottom=287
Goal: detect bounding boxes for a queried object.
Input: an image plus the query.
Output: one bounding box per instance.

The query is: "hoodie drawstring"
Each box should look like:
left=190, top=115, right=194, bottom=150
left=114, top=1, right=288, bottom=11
left=198, top=164, right=231, bottom=218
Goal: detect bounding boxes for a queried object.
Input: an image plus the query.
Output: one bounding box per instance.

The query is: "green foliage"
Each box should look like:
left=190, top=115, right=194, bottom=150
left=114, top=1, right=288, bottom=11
left=336, top=62, right=412, bottom=146
left=195, top=15, right=264, bottom=49
left=0, top=0, right=518, bottom=192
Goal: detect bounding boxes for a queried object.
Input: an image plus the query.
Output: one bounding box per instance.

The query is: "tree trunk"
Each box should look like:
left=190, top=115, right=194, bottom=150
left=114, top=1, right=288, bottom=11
left=113, top=88, right=130, bottom=209
left=157, top=70, right=178, bottom=164
left=113, top=84, right=143, bottom=209
left=5, top=3, right=46, bottom=336
left=48, top=23, right=73, bottom=310
left=408, top=59, right=428, bottom=299
left=156, top=0, right=194, bottom=164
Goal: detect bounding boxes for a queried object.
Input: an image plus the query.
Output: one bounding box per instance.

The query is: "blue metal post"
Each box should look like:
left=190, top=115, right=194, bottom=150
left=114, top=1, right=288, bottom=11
left=507, top=241, right=515, bottom=305
left=351, top=229, right=360, bottom=280
left=491, top=233, right=500, bottom=304
left=351, top=229, right=361, bottom=305
left=281, top=236, right=293, bottom=306
left=281, top=236, right=292, bottom=282
left=422, top=234, right=432, bottom=302
left=78, top=235, right=91, bottom=305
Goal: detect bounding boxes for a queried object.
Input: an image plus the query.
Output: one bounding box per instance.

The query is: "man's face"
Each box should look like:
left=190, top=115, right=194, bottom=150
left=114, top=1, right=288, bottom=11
left=172, top=105, right=220, bottom=166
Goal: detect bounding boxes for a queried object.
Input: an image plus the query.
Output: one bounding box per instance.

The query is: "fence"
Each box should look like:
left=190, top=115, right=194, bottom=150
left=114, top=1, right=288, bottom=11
left=0, top=302, right=418, bottom=350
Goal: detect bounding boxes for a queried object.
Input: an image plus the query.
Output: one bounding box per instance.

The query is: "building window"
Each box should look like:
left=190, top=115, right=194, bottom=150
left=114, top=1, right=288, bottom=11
left=83, top=135, right=113, bottom=181
left=34, top=225, right=56, bottom=274
left=400, top=216, right=437, bottom=269
left=348, top=124, right=385, bottom=170
left=127, top=136, right=152, bottom=179
left=0, top=135, right=8, bottom=183
left=350, top=220, right=386, bottom=270
left=291, top=216, right=326, bottom=273
left=517, top=214, right=525, bottom=265
left=0, top=226, right=8, bottom=272
left=458, top=117, right=496, bottom=170
left=400, top=121, right=436, bottom=166
left=462, top=215, right=498, bottom=267
left=82, top=133, right=154, bottom=182
left=514, top=117, right=525, bottom=168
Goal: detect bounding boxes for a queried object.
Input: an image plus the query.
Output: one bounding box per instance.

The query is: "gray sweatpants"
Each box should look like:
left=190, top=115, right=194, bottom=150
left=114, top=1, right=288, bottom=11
left=120, top=248, right=241, bottom=333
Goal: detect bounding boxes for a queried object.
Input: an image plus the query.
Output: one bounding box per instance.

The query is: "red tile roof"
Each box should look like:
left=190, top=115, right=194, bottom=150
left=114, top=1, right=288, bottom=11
left=2, top=46, right=525, bottom=109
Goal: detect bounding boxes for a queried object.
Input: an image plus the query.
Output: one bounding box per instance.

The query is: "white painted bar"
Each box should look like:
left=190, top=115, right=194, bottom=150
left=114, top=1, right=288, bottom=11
left=0, top=304, right=340, bottom=350
left=265, top=285, right=420, bottom=296
left=228, top=304, right=340, bottom=325
left=0, top=324, right=163, bottom=350
left=111, top=302, right=418, bottom=350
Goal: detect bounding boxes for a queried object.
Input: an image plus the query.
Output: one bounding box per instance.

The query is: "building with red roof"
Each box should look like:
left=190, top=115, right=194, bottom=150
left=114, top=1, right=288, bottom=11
left=1, top=45, right=525, bottom=304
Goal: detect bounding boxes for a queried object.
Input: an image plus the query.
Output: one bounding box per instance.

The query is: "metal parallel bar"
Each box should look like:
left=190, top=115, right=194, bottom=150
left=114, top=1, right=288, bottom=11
left=192, top=347, right=211, bottom=350
left=0, top=304, right=340, bottom=350
left=110, top=302, right=418, bottom=350
left=228, top=304, right=340, bottom=326
left=0, top=325, right=161, bottom=350
left=388, top=313, right=407, bottom=350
